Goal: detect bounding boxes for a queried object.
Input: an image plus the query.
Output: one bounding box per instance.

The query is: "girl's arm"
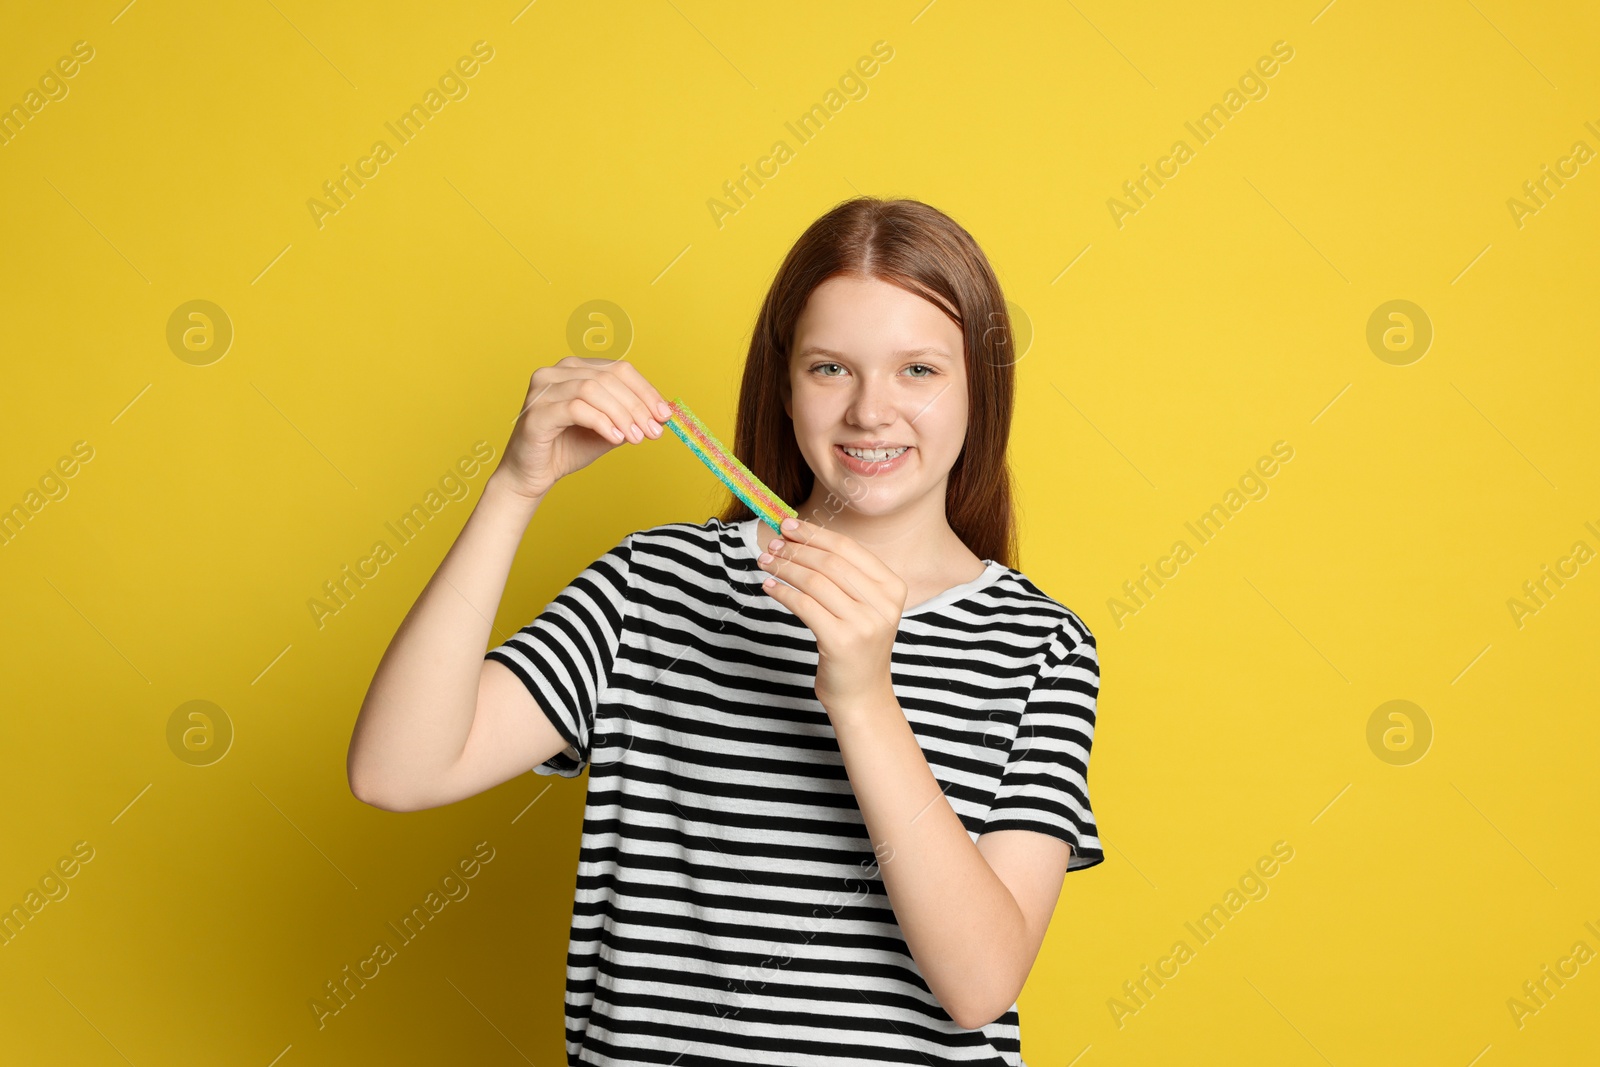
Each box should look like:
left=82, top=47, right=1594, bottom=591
left=829, top=695, right=1072, bottom=1030
left=347, top=471, right=559, bottom=811
left=346, top=359, right=672, bottom=811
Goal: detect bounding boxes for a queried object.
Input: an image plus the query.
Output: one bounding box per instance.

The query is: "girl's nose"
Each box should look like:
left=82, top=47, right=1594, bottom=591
left=846, top=378, right=896, bottom=428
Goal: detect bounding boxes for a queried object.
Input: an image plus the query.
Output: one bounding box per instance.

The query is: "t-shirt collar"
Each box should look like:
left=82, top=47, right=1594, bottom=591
left=735, top=517, right=1002, bottom=618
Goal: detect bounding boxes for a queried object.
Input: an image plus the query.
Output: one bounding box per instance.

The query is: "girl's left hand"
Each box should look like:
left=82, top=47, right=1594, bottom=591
left=757, top=516, right=908, bottom=715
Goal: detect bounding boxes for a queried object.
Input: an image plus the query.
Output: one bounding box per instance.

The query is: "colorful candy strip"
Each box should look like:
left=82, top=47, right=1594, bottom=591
left=664, top=397, right=796, bottom=533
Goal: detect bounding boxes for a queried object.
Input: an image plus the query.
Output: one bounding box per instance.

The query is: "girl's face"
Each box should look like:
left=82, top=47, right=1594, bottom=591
left=784, top=275, right=969, bottom=521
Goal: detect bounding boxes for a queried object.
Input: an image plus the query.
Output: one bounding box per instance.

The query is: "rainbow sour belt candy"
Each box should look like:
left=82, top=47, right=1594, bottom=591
left=664, top=397, right=797, bottom=534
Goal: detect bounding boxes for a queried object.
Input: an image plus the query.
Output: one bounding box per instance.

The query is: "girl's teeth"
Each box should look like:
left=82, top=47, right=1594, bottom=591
left=843, top=446, right=907, bottom=461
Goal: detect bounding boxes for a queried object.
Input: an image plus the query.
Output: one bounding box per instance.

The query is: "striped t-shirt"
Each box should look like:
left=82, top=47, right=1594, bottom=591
left=486, top=516, right=1102, bottom=1066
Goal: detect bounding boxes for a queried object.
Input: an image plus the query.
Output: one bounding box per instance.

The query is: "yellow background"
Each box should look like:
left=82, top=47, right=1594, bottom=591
left=3, top=1, right=1597, bottom=1063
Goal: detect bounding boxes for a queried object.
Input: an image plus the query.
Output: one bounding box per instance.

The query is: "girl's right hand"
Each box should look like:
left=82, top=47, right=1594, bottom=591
left=493, top=356, right=672, bottom=502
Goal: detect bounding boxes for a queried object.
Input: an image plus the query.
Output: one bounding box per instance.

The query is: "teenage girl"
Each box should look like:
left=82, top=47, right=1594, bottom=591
left=347, top=197, right=1102, bottom=1066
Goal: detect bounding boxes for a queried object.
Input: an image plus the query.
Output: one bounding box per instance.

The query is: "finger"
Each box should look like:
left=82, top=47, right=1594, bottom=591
left=762, top=550, right=855, bottom=620
left=588, top=363, right=666, bottom=441
left=582, top=367, right=662, bottom=441
left=539, top=376, right=628, bottom=445
left=759, top=573, right=812, bottom=622
left=778, top=516, right=900, bottom=588
left=767, top=534, right=905, bottom=633
left=768, top=526, right=895, bottom=607
left=569, top=374, right=656, bottom=444
left=604, top=358, right=674, bottom=424
left=556, top=358, right=662, bottom=441
left=564, top=392, right=629, bottom=445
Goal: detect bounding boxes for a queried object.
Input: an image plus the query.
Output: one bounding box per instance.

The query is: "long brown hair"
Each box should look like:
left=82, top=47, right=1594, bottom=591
left=716, top=196, right=1020, bottom=568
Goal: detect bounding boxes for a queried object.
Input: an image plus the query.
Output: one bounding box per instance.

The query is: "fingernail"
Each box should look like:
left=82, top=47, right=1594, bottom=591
left=630, top=423, right=643, bottom=442
left=648, top=419, right=662, bottom=436
left=657, top=402, right=672, bottom=420
left=768, top=538, right=783, bottom=552
left=758, top=552, right=773, bottom=564
left=781, top=517, right=798, bottom=531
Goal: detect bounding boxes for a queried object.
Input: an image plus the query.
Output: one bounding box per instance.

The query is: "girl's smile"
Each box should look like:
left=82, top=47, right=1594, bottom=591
left=834, top=442, right=914, bottom=475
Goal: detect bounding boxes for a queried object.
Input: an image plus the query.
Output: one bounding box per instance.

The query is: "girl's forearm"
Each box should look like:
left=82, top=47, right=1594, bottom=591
left=346, top=470, right=542, bottom=806
left=828, top=688, right=1031, bottom=1030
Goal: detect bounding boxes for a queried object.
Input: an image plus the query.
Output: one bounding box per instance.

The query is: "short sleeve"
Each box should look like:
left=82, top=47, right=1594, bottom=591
left=484, top=531, right=633, bottom=777
left=980, top=620, right=1103, bottom=871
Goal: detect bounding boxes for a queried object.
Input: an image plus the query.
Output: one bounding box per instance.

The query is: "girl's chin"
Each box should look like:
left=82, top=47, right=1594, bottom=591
left=806, top=481, right=911, bottom=517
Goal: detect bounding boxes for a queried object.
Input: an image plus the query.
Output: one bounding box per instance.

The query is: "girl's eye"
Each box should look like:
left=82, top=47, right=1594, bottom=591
left=808, top=362, right=938, bottom=378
